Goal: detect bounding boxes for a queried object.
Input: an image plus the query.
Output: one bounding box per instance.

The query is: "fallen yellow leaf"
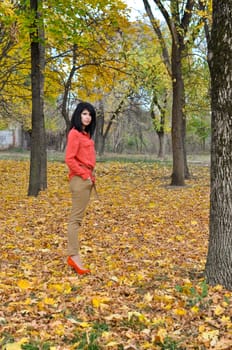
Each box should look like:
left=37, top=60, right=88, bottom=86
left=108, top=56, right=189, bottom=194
left=173, top=308, right=187, bottom=316
left=17, top=279, right=31, bottom=290
left=214, top=305, right=225, bottom=316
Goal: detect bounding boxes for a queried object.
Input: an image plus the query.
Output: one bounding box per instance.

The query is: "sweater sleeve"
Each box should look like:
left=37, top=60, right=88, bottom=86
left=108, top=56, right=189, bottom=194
left=65, top=130, right=89, bottom=179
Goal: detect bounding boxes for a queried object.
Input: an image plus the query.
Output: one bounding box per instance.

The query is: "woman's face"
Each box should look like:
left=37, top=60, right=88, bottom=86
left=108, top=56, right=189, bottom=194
left=81, top=109, right=92, bottom=129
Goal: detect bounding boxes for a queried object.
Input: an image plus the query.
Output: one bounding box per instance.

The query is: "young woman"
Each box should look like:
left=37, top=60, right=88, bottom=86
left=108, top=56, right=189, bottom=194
left=65, top=102, right=96, bottom=275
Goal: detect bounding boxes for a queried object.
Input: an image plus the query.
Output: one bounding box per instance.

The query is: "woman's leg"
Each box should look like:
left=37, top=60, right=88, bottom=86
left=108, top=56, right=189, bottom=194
left=67, top=176, right=92, bottom=258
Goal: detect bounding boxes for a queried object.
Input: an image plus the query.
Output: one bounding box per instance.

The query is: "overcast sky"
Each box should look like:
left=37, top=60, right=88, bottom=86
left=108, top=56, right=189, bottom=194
left=124, top=0, right=146, bottom=19
left=124, top=0, right=163, bottom=21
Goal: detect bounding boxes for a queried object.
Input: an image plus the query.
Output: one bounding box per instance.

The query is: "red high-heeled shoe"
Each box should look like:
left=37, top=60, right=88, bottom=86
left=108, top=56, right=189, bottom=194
left=67, top=256, right=90, bottom=275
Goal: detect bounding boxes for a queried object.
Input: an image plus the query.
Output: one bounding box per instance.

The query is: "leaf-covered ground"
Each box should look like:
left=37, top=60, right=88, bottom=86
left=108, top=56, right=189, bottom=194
left=1, top=160, right=232, bottom=350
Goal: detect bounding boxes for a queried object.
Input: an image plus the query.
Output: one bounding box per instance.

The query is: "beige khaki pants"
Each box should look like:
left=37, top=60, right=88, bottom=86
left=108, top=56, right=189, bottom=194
left=67, top=176, right=92, bottom=256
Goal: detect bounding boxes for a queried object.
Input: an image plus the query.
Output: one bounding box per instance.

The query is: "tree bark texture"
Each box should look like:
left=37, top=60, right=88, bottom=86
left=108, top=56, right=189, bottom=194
left=205, top=0, right=232, bottom=289
left=157, top=132, right=165, bottom=158
left=171, top=40, right=185, bottom=185
left=28, top=0, right=47, bottom=196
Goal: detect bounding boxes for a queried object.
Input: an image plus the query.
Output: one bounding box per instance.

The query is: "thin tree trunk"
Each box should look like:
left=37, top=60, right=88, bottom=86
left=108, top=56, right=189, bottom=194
left=96, top=97, right=126, bottom=156
left=157, top=132, right=165, bottom=158
left=143, top=0, right=193, bottom=186
left=150, top=90, right=167, bottom=159
left=182, top=115, right=190, bottom=179
left=171, top=41, right=185, bottom=186
left=95, top=100, right=105, bottom=155
left=205, top=0, right=232, bottom=289
left=28, top=0, right=47, bottom=196
left=61, top=44, right=78, bottom=136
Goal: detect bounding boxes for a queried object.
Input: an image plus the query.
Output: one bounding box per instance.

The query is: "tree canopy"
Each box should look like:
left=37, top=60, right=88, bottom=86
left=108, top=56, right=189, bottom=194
left=0, top=0, right=212, bottom=191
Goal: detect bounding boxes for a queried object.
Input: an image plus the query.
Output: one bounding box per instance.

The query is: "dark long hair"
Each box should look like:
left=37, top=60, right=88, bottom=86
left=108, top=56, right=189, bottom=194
left=70, top=102, right=96, bottom=138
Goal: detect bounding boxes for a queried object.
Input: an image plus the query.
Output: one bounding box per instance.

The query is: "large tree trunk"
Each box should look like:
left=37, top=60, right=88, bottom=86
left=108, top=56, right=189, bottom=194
left=28, top=0, right=47, bottom=196
left=171, top=41, right=185, bottom=186
left=205, top=0, right=232, bottom=289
